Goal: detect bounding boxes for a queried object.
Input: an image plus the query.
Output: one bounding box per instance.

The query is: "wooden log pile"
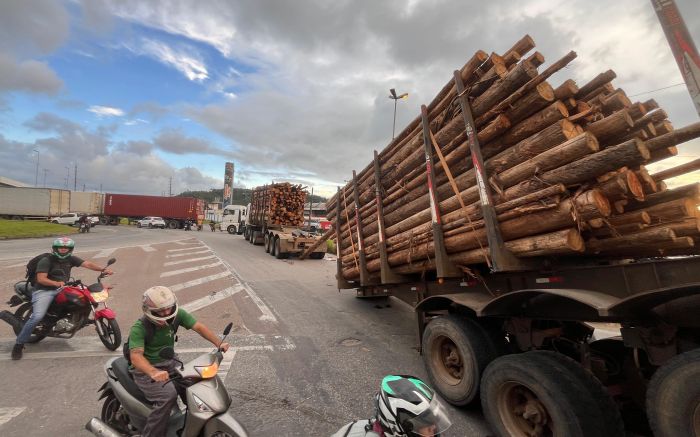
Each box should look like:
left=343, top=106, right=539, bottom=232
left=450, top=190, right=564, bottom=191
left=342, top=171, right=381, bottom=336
left=250, top=183, right=306, bottom=227
left=327, top=35, right=700, bottom=282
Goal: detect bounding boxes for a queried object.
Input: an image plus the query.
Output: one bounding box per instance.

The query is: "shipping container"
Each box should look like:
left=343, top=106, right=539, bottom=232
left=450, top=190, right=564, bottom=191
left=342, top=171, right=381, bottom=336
left=69, top=192, right=104, bottom=215
left=102, top=193, right=204, bottom=228
left=0, top=187, right=70, bottom=218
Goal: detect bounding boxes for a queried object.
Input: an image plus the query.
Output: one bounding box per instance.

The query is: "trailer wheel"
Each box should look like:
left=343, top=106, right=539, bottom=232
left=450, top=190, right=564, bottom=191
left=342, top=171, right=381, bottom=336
left=109, top=216, right=119, bottom=225
left=481, top=351, right=621, bottom=437
left=264, top=233, right=272, bottom=253
left=227, top=225, right=236, bottom=234
left=269, top=236, right=277, bottom=256
left=422, top=316, right=498, bottom=406
left=167, top=220, right=179, bottom=229
left=647, top=348, right=700, bottom=437
left=275, top=238, right=288, bottom=259
left=99, top=216, right=109, bottom=225
left=309, top=252, right=325, bottom=259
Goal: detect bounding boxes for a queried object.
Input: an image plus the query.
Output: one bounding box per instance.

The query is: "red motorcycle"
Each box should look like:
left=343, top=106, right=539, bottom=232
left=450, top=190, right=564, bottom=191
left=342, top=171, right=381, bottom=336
left=1, top=258, right=121, bottom=350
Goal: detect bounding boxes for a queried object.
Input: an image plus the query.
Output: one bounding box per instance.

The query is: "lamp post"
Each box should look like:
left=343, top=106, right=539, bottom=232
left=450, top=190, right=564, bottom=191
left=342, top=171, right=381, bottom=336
left=388, top=88, right=408, bottom=140
left=33, top=149, right=39, bottom=187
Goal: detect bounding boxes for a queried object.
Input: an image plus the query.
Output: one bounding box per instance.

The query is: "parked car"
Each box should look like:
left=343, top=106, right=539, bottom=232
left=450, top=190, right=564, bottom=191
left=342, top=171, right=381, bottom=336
left=88, top=216, right=99, bottom=226
left=137, top=216, right=166, bottom=229
left=50, top=212, right=80, bottom=225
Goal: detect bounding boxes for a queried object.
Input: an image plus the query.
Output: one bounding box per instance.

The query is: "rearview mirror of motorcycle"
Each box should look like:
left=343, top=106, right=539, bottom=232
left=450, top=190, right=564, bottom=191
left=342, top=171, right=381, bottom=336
left=223, top=322, right=233, bottom=336
left=106, top=258, right=116, bottom=267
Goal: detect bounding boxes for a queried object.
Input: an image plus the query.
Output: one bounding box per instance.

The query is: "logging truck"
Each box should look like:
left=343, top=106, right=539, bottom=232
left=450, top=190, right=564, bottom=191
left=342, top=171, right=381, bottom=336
left=244, top=183, right=326, bottom=259
left=329, top=32, right=700, bottom=437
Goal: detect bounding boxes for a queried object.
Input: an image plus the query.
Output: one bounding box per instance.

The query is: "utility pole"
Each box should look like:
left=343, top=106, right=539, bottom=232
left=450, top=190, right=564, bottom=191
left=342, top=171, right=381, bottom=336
left=388, top=88, right=409, bottom=140
left=99, top=183, right=103, bottom=193
left=651, top=0, right=700, bottom=118
left=33, top=149, right=39, bottom=187
left=169, top=176, right=172, bottom=196
left=42, top=168, right=48, bottom=187
left=65, top=166, right=70, bottom=188
left=82, top=183, right=85, bottom=191
left=74, top=162, right=77, bottom=191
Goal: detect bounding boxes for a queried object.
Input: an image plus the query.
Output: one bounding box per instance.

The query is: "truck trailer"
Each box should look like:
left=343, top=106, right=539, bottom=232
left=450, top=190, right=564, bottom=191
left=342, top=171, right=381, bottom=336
left=102, top=193, right=204, bottom=228
left=244, top=183, right=326, bottom=259
left=0, top=187, right=71, bottom=220
left=329, top=34, right=700, bottom=437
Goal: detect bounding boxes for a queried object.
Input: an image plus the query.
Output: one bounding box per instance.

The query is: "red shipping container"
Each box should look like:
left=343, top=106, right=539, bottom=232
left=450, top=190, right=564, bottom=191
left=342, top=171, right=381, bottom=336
left=103, top=194, right=203, bottom=220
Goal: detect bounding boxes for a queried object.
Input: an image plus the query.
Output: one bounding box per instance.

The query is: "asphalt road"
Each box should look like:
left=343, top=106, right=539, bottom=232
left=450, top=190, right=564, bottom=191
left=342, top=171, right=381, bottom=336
left=0, top=225, right=492, bottom=436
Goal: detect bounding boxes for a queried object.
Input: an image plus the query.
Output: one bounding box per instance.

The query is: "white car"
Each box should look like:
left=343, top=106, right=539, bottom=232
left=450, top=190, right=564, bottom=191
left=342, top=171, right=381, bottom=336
left=50, top=212, right=80, bottom=225
left=137, top=216, right=166, bottom=229
left=88, top=216, right=99, bottom=226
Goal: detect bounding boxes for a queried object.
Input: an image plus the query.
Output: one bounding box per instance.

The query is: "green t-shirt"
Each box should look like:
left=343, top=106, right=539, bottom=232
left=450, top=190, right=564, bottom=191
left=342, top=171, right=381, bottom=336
left=128, top=308, right=197, bottom=365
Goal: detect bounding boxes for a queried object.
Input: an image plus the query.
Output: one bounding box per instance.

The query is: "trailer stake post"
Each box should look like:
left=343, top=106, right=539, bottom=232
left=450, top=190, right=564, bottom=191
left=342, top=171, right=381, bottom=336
left=335, top=187, right=353, bottom=289
left=453, top=71, right=531, bottom=272
left=352, top=171, right=374, bottom=286
left=420, top=106, right=461, bottom=278
left=373, top=150, right=407, bottom=284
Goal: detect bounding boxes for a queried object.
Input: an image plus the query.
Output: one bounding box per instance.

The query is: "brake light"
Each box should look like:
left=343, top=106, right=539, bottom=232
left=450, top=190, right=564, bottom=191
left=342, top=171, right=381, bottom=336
left=195, top=362, right=219, bottom=378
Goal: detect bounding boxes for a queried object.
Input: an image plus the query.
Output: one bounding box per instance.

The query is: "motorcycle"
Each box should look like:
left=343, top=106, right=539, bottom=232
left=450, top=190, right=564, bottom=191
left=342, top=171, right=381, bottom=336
left=85, top=322, right=249, bottom=437
left=0, top=258, right=121, bottom=350
left=79, top=221, right=91, bottom=233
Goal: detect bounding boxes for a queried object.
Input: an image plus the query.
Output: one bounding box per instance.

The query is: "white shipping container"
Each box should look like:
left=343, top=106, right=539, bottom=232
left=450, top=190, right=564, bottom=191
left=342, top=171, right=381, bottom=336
left=0, top=187, right=70, bottom=217
left=69, top=192, right=104, bottom=215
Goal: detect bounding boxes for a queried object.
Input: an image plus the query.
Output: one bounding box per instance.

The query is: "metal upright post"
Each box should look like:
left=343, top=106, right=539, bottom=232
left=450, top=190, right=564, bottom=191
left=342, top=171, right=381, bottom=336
left=335, top=187, right=353, bottom=289
left=373, top=150, right=406, bottom=284
left=452, top=70, right=529, bottom=272
left=352, top=170, right=373, bottom=286
left=420, top=106, right=461, bottom=278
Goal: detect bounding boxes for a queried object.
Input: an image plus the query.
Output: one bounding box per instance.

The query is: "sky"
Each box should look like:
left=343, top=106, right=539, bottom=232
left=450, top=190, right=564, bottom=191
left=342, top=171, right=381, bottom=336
left=0, top=0, right=699, bottom=198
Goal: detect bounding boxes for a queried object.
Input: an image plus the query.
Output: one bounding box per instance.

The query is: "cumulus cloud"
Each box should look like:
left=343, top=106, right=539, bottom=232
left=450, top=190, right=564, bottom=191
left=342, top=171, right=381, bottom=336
left=0, top=53, right=63, bottom=94
left=153, top=128, right=234, bottom=157
left=0, top=0, right=70, bottom=56
left=88, top=105, right=125, bottom=117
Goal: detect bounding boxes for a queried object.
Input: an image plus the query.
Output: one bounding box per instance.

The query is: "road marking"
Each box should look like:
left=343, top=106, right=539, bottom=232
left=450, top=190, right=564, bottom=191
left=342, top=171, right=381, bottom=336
left=170, top=271, right=233, bottom=292
left=141, top=245, right=156, bottom=252
left=217, top=349, right=237, bottom=381
left=160, top=262, right=223, bottom=278
left=167, top=246, right=206, bottom=253
left=181, top=285, right=245, bottom=313
left=0, top=407, right=25, bottom=426
left=93, top=248, right=116, bottom=258
left=198, top=240, right=278, bottom=323
left=164, top=255, right=216, bottom=266
left=174, top=240, right=201, bottom=246
left=166, top=249, right=210, bottom=258
left=2, top=262, right=26, bottom=269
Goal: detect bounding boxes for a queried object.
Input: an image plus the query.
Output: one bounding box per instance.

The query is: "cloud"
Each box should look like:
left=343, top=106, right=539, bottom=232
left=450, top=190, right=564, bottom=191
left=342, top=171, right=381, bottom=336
left=0, top=53, right=63, bottom=94
left=24, top=112, right=111, bottom=158
left=88, top=105, right=125, bottom=117
left=120, top=38, right=209, bottom=82
left=0, top=0, right=70, bottom=56
left=116, top=140, right=153, bottom=155
left=129, top=101, right=169, bottom=120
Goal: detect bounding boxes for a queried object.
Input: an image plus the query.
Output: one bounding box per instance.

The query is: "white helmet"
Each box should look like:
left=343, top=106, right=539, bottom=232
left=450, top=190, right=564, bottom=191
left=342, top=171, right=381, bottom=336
left=142, top=286, right=178, bottom=325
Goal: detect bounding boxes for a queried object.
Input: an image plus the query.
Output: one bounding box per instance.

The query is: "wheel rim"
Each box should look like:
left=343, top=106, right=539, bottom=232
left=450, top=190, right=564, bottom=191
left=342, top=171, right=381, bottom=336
left=431, top=335, right=464, bottom=385
left=98, top=319, right=117, bottom=348
left=497, top=382, right=554, bottom=437
left=102, top=395, right=130, bottom=432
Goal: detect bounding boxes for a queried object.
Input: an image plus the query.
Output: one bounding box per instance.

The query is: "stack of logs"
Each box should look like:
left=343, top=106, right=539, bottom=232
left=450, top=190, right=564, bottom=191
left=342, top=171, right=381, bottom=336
left=250, top=183, right=306, bottom=227
left=327, top=34, right=700, bottom=282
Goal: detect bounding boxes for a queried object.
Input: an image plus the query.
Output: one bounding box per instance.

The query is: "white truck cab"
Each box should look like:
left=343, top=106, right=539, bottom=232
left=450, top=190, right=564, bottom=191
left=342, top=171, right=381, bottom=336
left=221, top=204, right=247, bottom=234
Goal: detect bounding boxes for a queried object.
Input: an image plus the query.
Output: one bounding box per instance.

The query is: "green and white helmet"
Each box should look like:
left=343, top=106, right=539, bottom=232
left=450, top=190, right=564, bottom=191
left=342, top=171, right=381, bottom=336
left=375, top=375, right=452, bottom=437
left=51, top=237, right=75, bottom=259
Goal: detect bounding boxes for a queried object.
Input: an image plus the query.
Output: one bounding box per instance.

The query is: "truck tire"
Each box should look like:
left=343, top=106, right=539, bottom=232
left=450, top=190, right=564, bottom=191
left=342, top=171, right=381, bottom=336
left=167, top=220, right=179, bottom=229
left=109, top=216, right=119, bottom=225
left=269, top=237, right=277, bottom=257
left=275, top=238, right=288, bottom=259
left=99, top=216, right=109, bottom=225
left=646, top=348, right=700, bottom=437
left=422, top=315, right=499, bottom=406
left=264, top=233, right=271, bottom=253
left=309, top=252, right=325, bottom=259
left=248, top=230, right=255, bottom=244
left=227, top=225, right=236, bottom=234
left=481, top=351, right=622, bottom=437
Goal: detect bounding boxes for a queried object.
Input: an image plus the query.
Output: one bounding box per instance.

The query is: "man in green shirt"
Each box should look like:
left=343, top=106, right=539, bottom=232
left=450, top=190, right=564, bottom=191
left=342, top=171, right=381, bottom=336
left=128, top=285, right=230, bottom=437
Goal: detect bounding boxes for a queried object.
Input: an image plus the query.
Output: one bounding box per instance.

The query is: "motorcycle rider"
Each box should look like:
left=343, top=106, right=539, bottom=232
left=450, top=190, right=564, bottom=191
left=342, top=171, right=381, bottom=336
left=78, top=213, right=89, bottom=230
left=128, top=285, right=231, bottom=437
left=11, top=237, right=114, bottom=360
left=331, top=375, right=452, bottom=437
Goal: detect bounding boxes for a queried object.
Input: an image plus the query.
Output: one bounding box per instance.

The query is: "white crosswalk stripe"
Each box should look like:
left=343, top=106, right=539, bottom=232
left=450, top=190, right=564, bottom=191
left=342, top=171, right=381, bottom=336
left=167, top=246, right=206, bottom=253
left=0, top=407, right=26, bottom=426
left=166, top=249, right=210, bottom=258
left=164, top=255, right=216, bottom=266
left=180, top=285, right=245, bottom=313
left=141, top=245, right=156, bottom=252
left=93, top=248, right=116, bottom=258
left=169, top=271, right=233, bottom=292
left=160, top=262, right=223, bottom=278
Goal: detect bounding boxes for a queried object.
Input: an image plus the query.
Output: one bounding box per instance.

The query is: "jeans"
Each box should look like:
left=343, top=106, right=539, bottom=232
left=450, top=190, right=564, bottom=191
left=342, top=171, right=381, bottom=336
left=16, top=288, right=59, bottom=345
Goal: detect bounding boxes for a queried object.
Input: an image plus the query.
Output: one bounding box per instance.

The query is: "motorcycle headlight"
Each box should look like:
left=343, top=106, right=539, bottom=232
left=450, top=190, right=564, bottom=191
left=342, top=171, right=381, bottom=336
left=191, top=394, right=213, bottom=412
left=195, top=362, right=219, bottom=379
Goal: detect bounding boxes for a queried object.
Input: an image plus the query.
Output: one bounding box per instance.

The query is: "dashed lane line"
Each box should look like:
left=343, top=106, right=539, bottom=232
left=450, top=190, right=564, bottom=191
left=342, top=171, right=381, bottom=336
left=166, top=249, right=211, bottom=258
left=169, top=271, right=233, bottom=292
left=160, top=262, right=223, bottom=278
left=164, top=255, right=216, bottom=266
left=0, top=407, right=25, bottom=427
left=167, top=246, right=206, bottom=253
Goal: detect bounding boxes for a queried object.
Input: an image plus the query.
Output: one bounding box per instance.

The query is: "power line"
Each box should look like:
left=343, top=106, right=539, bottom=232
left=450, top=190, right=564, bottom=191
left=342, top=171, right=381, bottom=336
left=628, top=82, right=685, bottom=98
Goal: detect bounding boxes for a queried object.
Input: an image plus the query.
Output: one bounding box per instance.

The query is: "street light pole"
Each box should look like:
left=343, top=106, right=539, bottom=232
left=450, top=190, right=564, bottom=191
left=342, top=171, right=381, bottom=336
left=43, top=168, right=48, bottom=187
left=388, top=88, right=408, bottom=140
left=33, top=149, right=39, bottom=187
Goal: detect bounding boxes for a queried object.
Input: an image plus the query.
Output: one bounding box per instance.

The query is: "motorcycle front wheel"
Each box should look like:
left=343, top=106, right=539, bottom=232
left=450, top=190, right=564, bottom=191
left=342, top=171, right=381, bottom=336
left=13, top=303, right=47, bottom=343
left=96, top=318, right=122, bottom=351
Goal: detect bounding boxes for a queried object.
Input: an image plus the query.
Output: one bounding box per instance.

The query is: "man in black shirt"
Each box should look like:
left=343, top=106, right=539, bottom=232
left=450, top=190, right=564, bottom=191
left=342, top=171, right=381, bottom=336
left=11, top=237, right=113, bottom=360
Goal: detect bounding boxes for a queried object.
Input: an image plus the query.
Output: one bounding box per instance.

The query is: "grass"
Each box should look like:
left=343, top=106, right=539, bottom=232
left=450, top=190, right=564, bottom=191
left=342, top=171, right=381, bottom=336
left=0, top=219, right=78, bottom=239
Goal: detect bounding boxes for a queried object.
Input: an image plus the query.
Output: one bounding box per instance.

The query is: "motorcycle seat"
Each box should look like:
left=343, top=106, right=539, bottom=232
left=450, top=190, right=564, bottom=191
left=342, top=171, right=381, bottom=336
left=112, top=357, right=153, bottom=406
left=14, top=281, right=34, bottom=299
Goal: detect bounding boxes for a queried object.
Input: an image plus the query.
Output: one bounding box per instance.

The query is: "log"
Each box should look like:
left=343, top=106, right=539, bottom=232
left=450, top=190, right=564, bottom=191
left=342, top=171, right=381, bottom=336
left=643, top=198, right=697, bottom=223
left=635, top=167, right=658, bottom=194
left=472, top=61, right=538, bottom=117
left=652, top=218, right=700, bottom=238
left=597, top=170, right=644, bottom=201
left=583, top=82, right=616, bottom=104
left=654, top=120, right=674, bottom=135
left=652, top=158, right=700, bottom=181
left=586, top=227, right=677, bottom=253
left=499, top=101, right=569, bottom=145
left=576, top=70, right=617, bottom=99
left=602, top=90, right=632, bottom=114
left=646, top=121, right=700, bottom=152
left=628, top=102, right=648, bottom=120
left=502, top=82, right=555, bottom=125
left=504, top=34, right=536, bottom=58
left=607, top=210, right=651, bottom=226
left=554, top=79, right=579, bottom=100
left=648, top=146, right=678, bottom=164
left=624, top=184, right=700, bottom=211
left=585, top=110, right=634, bottom=145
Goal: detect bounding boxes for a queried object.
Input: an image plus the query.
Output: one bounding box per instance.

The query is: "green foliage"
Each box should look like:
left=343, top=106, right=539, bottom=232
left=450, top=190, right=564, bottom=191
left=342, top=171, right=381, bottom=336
left=327, top=239, right=336, bottom=254
left=0, top=219, right=78, bottom=239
